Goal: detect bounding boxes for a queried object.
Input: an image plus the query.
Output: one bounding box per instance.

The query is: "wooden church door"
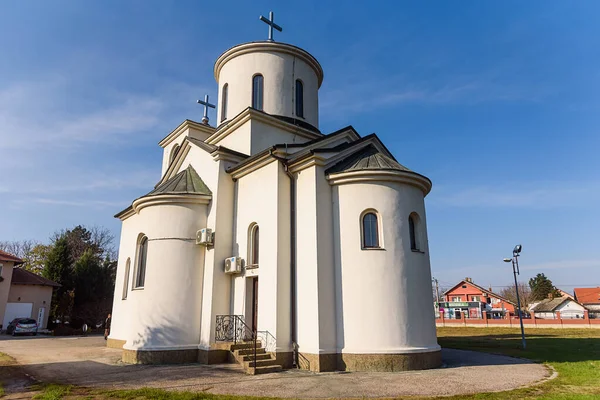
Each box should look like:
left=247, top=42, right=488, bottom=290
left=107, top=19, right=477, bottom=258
left=251, top=278, right=259, bottom=332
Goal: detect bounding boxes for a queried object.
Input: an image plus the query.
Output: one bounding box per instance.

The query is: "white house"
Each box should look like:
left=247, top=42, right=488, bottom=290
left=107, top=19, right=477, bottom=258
left=108, top=32, right=440, bottom=373
left=530, top=297, right=586, bottom=319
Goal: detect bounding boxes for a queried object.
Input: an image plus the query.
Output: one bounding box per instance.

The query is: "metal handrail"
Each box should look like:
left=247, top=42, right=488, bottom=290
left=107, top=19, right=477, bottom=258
left=215, top=315, right=258, bottom=366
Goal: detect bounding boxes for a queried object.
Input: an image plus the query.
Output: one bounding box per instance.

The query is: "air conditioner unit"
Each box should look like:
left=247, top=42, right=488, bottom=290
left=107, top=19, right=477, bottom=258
left=196, top=228, right=213, bottom=245
left=224, top=257, right=242, bottom=274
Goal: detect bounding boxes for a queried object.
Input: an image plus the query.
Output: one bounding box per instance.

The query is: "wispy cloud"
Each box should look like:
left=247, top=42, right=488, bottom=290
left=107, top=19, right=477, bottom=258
left=429, top=181, right=600, bottom=209
left=320, top=73, right=550, bottom=119
left=0, top=79, right=164, bottom=151
left=521, top=259, right=600, bottom=272
left=27, top=198, right=127, bottom=208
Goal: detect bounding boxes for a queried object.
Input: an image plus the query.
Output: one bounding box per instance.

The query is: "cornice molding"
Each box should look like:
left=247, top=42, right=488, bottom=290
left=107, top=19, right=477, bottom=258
left=158, top=119, right=215, bottom=148
left=132, top=194, right=212, bottom=214
left=206, top=108, right=321, bottom=146
left=326, top=170, right=432, bottom=195
left=229, top=155, right=279, bottom=181
left=214, top=41, right=324, bottom=87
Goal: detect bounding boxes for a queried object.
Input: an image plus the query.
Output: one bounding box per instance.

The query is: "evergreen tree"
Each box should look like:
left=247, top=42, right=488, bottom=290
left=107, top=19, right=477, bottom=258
left=43, top=236, right=72, bottom=322
left=529, top=273, right=561, bottom=301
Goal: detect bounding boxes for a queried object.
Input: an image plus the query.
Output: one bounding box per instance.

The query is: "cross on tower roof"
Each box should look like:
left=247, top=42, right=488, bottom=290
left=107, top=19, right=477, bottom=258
left=196, top=94, right=215, bottom=125
left=259, top=11, right=282, bottom=42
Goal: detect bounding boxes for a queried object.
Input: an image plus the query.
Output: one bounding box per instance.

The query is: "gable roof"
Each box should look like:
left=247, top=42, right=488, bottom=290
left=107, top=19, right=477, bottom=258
left=146, top=165, right=212, bottom=197
left=530, top=297, right=571, bottom=312
left=574, top=287, right=600, bottom=305
left=11, top=268, right=60, bottom=287
left=443, top=279, right=516, bottom=305
left=0, top=250, right=23, bottom=265
left=325, top=144, right=411, bottom=174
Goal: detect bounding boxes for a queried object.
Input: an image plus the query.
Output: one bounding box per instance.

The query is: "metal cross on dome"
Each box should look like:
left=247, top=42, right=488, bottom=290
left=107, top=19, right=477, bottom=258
left=259, top=11, right=282, bottom=42
left=196, top=94, right=215, bottom=125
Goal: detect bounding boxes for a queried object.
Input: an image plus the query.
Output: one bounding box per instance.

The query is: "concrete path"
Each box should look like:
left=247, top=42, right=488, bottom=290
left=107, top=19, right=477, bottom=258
left=0, top=335, right=552, bottom=398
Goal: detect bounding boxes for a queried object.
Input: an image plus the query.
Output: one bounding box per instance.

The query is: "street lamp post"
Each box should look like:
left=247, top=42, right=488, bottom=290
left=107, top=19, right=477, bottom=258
left=504, top=244, right=526, bottom=350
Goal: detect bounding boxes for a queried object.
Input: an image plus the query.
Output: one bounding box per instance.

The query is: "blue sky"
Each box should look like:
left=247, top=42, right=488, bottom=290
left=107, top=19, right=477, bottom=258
left=1, top=1, right=599, bottom=293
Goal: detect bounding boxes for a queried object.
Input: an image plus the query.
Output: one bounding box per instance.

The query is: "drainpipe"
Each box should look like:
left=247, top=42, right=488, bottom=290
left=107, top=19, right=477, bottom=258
left=271, top=150, right=298, bottom=367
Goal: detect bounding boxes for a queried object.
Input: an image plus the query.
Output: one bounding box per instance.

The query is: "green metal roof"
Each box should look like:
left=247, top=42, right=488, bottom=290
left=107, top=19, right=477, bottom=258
left=146, top=165, right=212, bottom=197
left=325, top=144, right=411, bottom=174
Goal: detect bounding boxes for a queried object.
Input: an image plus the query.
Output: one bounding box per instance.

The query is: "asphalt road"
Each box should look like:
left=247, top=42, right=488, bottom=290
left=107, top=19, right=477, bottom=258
left=0, top=335, right=552, bottom=398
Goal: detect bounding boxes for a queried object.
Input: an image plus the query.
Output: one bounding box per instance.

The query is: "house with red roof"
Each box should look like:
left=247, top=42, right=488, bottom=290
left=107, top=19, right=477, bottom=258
left=440, top=277, right=516, bottom=319
left=0, top=250, right=60, bottom=330
left=574, top=287, right=600, bottom=315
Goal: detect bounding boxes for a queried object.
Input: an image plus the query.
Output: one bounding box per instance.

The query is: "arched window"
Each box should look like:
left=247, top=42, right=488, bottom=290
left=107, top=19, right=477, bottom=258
left=134, top=235, right=148, bottom=288
left=122, top=258, right=130, bottom=300
left=362, top=212, right=380, bottom=249
left=295, top=80, right=304, bottom=118
left=409, top=213, right=421, bottom=251
left=170, top=144, right=180, bottom=163
left=248, top=224, right=259, bottom=266
left=252, top=74, right=264, bottom=111
left=221, top=83, right=228, bottom=122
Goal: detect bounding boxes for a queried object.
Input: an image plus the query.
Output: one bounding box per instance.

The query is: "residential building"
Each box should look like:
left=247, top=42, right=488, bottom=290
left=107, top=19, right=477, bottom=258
left=440, top=278, right=516, bottom=319
left=574, top=287, right=600, bottom=315
left=530, top=297, right=586, bottom=319
left=0, top=250, right=59, bottom=329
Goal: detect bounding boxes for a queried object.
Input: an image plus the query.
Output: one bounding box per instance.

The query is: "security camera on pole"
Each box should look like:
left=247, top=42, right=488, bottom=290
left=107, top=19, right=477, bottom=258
left=503, top=244, right=526, bottom=350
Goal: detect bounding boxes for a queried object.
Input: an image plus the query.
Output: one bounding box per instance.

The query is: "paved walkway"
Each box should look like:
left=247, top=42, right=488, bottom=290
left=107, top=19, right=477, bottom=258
left=0, top=335, right=552, bottom=398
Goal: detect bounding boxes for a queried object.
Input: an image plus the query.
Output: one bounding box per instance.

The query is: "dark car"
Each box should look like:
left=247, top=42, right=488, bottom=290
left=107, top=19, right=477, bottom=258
left=6, top=318, right=38, bottom=336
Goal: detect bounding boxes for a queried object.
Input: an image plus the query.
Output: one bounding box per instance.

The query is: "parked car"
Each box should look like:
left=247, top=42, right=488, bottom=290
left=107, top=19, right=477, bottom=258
left=6, top=318, right=38, bottom=336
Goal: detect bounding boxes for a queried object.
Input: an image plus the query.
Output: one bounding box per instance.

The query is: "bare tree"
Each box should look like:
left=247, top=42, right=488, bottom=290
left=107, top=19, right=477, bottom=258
left=500, top=282, right=533, bottom=310
left=0, top=239, right=38, bottom=259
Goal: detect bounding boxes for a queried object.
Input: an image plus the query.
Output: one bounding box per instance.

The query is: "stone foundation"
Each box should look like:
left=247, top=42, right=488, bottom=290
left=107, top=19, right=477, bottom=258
left=298, top=352, right=338, bottom=372
left=106, top=338, right=126, bottom=349
left=122, top=348, right=199, bottom=364
left=198, top=348, right=229, bottom=364
left=338, top=350, right=442, bottom=372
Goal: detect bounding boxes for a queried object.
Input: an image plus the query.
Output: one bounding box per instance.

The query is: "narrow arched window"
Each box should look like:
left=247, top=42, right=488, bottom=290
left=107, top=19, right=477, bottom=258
left=362, top=212, right=379, bottom=248
left=221, top=83, right=228, bottom=122
left=122, top=258, right=130, bottom=300
left=170, top=144, right=180, bottom=163
left=248, top=224, right=259, bottom=266
left=295, top=80, right=304, bottom=118
left=409, top=213, right=421, bottom=251
left=135, top=235, right=148, bottom=288
left=252, top=74, right=264, bottom=111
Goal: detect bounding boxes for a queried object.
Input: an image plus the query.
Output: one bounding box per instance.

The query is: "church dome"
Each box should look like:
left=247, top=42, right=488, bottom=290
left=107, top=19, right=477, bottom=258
left=213, top=41, right=323, bottom=130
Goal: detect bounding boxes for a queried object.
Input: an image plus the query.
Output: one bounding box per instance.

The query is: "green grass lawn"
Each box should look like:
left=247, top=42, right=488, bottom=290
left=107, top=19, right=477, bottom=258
left=436, top=327, right=600, bottom=400
left=11, top=327, right=600, bottom=400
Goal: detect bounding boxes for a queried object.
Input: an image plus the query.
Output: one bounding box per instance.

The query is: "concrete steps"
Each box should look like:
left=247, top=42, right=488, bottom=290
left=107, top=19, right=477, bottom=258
left=229, top=342, right=283, bottom=375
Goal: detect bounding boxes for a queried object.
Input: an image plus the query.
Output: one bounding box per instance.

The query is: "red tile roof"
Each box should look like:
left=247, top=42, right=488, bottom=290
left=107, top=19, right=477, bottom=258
left=574, top=287, right=600, bottom=305
left=11, top=268, right=60, bottom=287
left=0, top=250, right=24, bottom=265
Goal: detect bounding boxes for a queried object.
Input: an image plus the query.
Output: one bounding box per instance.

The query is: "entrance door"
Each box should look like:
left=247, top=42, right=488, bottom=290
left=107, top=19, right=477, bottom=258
left=37, top=307, right=46, bottom=328
left=251, top=278, right=258, bottom=332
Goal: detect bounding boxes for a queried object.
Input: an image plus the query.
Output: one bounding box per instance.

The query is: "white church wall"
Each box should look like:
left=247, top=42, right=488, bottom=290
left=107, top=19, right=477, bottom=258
left=116, top=202, right=208, bottom=351
left=212, top=120, right=252, bottom=156
left=216, top=47, right=320, bottom=129
left=294, top=166, right=337, bottom=355
left=199, top=161, right=236, bottom=348
left=233, top=160, right=291, bottom=352
left=250, top=120, right=312, bottom=155
left=332, top=181, right=439, bottom=354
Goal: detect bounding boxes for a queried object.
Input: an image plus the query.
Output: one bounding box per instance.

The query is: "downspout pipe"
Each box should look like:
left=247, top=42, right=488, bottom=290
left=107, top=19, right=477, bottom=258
left=271, top=150, right=298, bottom=367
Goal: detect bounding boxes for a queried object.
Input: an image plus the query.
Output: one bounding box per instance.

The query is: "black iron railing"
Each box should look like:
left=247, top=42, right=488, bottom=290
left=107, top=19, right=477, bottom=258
left=216, top=315, right=258, bottom=366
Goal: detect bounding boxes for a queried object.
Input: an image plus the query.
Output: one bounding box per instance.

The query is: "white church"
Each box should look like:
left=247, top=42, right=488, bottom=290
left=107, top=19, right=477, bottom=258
left=109, top=14, right=440, bottom=373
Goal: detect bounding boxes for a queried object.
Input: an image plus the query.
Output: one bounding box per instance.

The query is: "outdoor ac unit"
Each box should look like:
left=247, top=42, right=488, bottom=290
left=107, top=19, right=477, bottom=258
left=196, top=228, right=213, bottom=245
left=224, top=257, right=242, bottom=274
